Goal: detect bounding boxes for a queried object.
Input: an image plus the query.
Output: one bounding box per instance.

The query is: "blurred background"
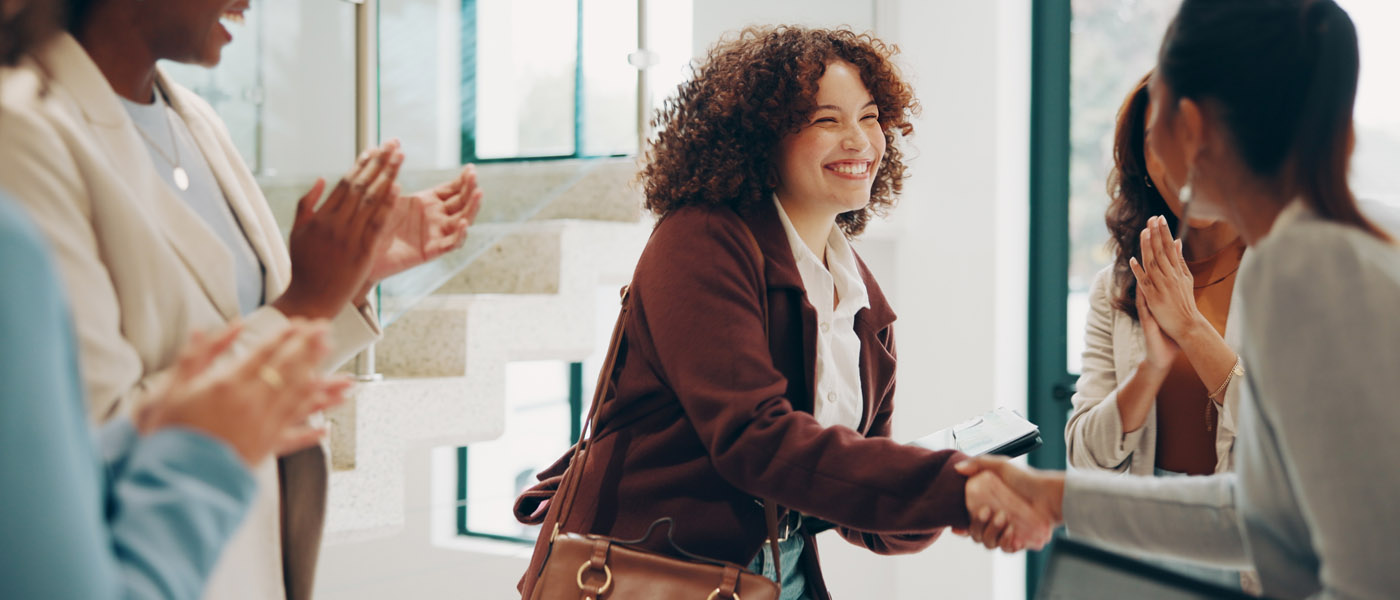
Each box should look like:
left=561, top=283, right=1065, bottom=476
left=164, top=1, right=1400, bottom=598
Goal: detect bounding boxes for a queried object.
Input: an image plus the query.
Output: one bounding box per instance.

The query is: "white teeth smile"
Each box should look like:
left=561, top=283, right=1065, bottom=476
left=221, top=11, right=246, bottom=26
left=829, top=162, right=870, bottom=176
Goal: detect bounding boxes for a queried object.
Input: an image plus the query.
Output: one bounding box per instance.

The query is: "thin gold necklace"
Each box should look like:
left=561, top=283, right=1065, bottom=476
left=131, top=89, right=190, bottom=191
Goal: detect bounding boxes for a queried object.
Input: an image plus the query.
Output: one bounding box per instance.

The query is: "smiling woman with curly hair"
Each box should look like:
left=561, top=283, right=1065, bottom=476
left=515, top=26, right=1030, bottom=600
left=642, top=26, right=914, bottom=236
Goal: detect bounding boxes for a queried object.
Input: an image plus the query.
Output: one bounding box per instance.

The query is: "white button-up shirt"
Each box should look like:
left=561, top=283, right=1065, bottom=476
left=772, top=196, right=870, bottom=430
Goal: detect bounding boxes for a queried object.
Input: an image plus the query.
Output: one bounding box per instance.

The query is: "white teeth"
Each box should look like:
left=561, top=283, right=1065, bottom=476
left=221, top=11, right=245, bottom=26
left=829, top=163, right=869, bottom=175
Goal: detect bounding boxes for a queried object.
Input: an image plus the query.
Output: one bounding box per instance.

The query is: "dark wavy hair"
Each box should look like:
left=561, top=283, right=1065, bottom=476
left=1106, top=72, right=1177, bottom=322
left=641, top=26, right=917, bottom=236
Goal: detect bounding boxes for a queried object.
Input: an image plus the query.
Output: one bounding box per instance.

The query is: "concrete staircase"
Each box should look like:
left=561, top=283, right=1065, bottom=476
left=313, top=157, right=652, bottom=555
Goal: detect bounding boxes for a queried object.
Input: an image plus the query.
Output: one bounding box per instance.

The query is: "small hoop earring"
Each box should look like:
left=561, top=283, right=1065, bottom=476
left=1144, top=175, right=1154, bottom=189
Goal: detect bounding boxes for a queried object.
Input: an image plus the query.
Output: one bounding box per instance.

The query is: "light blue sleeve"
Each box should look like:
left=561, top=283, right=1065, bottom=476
left=0, top=198, right=256, bottom=599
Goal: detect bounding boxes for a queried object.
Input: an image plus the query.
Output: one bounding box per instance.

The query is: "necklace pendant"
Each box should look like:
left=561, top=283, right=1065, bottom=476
left=173, top=167, right=190, bottom=191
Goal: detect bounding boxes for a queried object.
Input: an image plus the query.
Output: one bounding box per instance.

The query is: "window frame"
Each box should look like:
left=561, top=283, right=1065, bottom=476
left=1026, top=0, right=1075, bottom=595
left=455, top=0, right=635, bottom=164
left=455, top=362, right=585, bottom=543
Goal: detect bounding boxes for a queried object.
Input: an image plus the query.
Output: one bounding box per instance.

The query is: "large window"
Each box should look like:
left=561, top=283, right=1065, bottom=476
left=1064, top=0, right=1400, bottom=374
left=1030, top=0, right=1400, bottom=593
left=456, top=361, right=583, bottom=542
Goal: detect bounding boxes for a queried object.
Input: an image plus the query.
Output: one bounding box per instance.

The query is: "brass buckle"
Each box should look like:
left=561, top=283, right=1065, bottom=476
left=576, top=562, right=613, bottom=595
left=764, top=512, right=803, bottom=544
left=706, top=590, right=741, bottom=600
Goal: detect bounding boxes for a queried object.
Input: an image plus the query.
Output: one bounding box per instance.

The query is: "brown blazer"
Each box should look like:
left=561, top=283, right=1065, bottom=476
left=515, top=202, right=971, bottom=599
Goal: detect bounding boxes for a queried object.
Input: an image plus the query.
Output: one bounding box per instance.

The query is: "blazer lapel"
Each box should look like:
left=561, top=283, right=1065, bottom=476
left=852, top=255, right=896, bottom=435
left=157, top=72, right=284, bottom=296
left=40, top=34, right=240, bottom=321
left=743, top=202, right=819, bottom=411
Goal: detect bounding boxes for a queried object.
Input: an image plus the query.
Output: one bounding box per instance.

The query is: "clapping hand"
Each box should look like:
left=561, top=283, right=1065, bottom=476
left=275, top=140, right=405, bottom=319
left=953, top=456, right=1063, bottom=552
left=364, top=163, right=484, bottom=286
left=136, top=320, right=352, bottom=466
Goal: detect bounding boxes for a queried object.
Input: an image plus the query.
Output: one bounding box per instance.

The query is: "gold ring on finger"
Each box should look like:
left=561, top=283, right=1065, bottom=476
left=259, top=366, right=285, bottom=389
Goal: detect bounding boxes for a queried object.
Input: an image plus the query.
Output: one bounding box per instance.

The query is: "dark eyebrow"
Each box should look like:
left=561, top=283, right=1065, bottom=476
left=813, top=100, right=879, bottom=112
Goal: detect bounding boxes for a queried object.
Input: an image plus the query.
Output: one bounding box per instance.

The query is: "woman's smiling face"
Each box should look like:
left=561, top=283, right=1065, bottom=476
left=774, top=60, right=886, bottom=217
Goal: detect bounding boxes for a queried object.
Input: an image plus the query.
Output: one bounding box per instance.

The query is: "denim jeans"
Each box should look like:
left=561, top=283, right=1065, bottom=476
left=746, top=534, right=809, bottom=600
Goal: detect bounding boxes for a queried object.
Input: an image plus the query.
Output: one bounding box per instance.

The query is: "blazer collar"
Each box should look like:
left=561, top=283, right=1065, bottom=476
left=34, top=34, right=129, bottom=128
left=37, top=34, right=242, bottom=320
left=156, top=70, right=285, bottom=292
left=740, top=200, right=897, bottom=334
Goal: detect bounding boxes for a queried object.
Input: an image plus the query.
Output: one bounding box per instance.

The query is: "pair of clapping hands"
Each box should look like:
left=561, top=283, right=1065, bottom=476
left=273, top=140, right=485, bottom=321
left=135, top=320, right=344, bottom=466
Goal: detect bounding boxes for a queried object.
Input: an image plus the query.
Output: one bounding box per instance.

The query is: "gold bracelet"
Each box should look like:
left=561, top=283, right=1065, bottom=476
left=1209, top=357, right=1244, bottom=400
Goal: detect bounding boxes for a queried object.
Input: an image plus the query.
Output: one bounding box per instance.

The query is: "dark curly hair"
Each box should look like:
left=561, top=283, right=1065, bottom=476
left=1106, top=72, right=1179, bottom=322
left=641, top=26, right=917, bottom=237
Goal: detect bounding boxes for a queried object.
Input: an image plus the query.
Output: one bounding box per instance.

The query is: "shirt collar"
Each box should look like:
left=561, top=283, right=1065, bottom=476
left=771, top=195, right=871, bottom=314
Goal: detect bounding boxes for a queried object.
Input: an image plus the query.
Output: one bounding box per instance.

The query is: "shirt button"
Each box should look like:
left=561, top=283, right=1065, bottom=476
left=820, top=322, right=831, bottom=333
left=827, top=392, right=837, bottom=403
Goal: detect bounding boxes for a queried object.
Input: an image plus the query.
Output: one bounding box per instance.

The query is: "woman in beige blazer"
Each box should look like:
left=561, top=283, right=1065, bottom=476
left=0, top=1, right=482, bottom=598
left=1063, top=73, right=1250, bottom=590
left=1066, top=73, right=1246, bottom=477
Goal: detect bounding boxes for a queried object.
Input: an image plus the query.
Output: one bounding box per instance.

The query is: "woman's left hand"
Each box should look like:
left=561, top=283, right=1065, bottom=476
left=364, top=164, right=484, bottom=286
left=1129, top=215, right=1205, bottom=342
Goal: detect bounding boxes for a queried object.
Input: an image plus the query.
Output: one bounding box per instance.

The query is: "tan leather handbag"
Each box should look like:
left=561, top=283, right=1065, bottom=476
left=527, top=282, right=781, bottom=600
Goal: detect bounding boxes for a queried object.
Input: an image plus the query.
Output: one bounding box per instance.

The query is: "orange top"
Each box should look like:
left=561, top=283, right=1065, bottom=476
left=1154, top=238, right=1246, bottom=475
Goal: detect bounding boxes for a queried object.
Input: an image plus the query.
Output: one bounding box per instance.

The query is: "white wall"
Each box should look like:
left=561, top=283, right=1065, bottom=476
left=691, top=0, right=875, bottom=56
left=828, top=0, right=1032, bottom=598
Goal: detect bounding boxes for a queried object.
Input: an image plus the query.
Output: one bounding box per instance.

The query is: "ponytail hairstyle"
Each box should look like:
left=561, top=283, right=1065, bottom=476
left=1158, top=0, right=1391, bottom=241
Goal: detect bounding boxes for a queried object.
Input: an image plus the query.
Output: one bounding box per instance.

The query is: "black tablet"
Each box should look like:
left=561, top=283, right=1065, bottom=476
left=1038, top=538, right=1262, bottom=600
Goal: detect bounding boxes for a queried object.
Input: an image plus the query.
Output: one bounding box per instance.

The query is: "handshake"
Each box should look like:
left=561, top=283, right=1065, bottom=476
left=951, top=456, right=1067, bottom=553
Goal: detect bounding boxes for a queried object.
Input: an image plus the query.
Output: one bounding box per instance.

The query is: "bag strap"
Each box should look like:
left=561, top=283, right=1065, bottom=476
left=547, top=215, right=786, bottom=585
left=549, top=285, right=632, bottom=536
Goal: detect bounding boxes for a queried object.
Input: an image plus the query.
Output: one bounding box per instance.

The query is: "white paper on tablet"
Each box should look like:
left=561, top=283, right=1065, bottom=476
left=910, top=406, right=1039, bottom=456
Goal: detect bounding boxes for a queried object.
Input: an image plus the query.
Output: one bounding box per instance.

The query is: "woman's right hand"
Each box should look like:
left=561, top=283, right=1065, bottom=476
left=273, top=140, right=406, bottom=320
left=1136, top=290, right=1180, bottom=373
left=136, top=321, right=352, bottom=466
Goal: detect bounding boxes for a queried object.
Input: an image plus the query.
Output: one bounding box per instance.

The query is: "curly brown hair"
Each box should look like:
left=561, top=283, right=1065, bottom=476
left=641, top=26, right=917, bottom=236
left=1107, top=72, right=1179, bottom=322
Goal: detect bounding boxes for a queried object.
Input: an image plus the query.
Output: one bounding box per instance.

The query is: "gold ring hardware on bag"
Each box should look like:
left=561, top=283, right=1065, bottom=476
left=706, top=590, right=740, bottom=600
left=576, top=562, right=613, bottom=595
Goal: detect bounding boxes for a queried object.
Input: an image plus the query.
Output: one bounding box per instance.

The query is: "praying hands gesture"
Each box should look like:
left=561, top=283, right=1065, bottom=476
left=1127, top=215, right=1240, bottom=402
left=953, top=456, right=1064, bottom=553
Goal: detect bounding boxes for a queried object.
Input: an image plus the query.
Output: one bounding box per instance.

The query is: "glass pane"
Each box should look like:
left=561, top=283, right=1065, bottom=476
left=378, top=0, right=465, bottom=171
left=643, top=0, right=695, bottom=141
left=1067, top=0, right=1400, bottom=374
left=163, top=1, right=357, bottom=228
left=1066, top=0, right=1181, bottom=374
left=581, top=0, right=639, bottom=156
left=474, top=0, right=578, bottom=158
left=463, top=361, right=573, bottom=539
left=1339, top=0, right=1400, bottom=227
